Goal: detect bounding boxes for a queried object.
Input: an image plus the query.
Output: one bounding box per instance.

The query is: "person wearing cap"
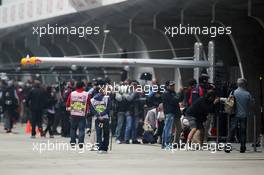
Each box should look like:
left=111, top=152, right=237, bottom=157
left=199, top=72, right=215, bottom=96
left=90, top=84, right=111, bottom=153
left=161, top=81, right=182, bottom=149
left=225, top=78, right=254, bottom=153
left=66, top=81, right=91, bottom=148
left=185, top=78, right=204, bottom=107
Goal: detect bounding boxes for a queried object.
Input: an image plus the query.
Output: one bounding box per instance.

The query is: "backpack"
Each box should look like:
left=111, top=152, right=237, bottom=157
left=3, top=89, right=18, bottom=110
left=188, top=84, right=202, bottom=105
left=224, top=91, right=236, bottom=115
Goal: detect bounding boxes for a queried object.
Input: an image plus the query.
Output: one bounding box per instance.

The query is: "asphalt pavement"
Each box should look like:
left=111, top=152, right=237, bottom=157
left=0, top=124, right=263, bottom=175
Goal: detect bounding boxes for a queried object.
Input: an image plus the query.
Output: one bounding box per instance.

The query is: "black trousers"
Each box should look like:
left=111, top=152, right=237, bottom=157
left=4, top=110, right=14, bottom=130
left=95, top=119, right=110, bottom=151
left=61, top=111, right=70, bottom=137
left=52, top=110, right=61, bottom=133
left=44, top=113, right=55, bottom=136
left=30, top=110, right=43, bottom=136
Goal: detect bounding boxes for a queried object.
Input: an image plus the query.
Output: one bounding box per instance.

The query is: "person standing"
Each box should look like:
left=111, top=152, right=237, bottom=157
left=124, top=81, right=141, bottom=144
left=2, top=80, right=19, bottom=133
left=225, top=78, right=254, bottom=153
left=91, top=86, right=111, bottom=153
left=43, top=86, right=57, bottom=138
left=161, top=81, right=182, bottom=149
left=114, top=82, right=128, bottom=144
left=66, top=81, right=90, bottom=148
left=26, top=80, right=47, bottom=138
left=60, top=82, right=73, bottom=137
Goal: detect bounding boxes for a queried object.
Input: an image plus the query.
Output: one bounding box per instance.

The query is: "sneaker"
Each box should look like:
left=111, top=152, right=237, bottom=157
left=97, top=150, right=108, bottom=154
left=125, top=140, right=130, bottom=144
left=240, top=147, right=246, bottom=153
left=79, top=143, right=84, bottom=149
left=251, top=142, right=261, bottom=147
left=70, top=143, right=76, bottom=148
left=53, top=130, right=60, bottom=135
left=116, top=140, right=121, bottom=144
left=224, top=145, right=232, bottom=153
left=132, top=140, right=141, bottom=144
left=90, top=147, right=97, bottom=151
left=240, top=149, right=246, bottom=153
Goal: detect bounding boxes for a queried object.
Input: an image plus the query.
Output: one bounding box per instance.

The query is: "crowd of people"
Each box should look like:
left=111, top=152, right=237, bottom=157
left=0, top=73, right=255, bottom=153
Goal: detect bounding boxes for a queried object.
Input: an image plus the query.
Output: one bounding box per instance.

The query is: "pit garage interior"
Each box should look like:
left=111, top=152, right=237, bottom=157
left=0, top=0, right=264, bottom=141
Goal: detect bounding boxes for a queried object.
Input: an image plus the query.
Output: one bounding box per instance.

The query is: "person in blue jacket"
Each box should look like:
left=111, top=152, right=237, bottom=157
left=91, top=86, right=111, bottom=153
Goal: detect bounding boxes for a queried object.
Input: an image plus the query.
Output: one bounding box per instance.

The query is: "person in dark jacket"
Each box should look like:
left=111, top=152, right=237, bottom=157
left=26, top=80, right=47, bottom=138
left=147, top=91, right=162, bottom=109
left=185, top=90, right=219, bottom=145
left=114, top=82, right=128, bottom=144
left=2, top=81, right=19, bottom=133
left=146, top=80, right=162, bottom=109
left=43, top=86, right=57, bottom=138
left=161, top=81, right=182, bottom=148
left=124, top=81, right=141, bottom=144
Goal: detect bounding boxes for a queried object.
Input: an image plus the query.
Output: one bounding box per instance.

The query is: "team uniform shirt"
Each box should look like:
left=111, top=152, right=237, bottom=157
left=66, top=88, right=91, bottom=117
left=90, top=93, right=110, bottom=119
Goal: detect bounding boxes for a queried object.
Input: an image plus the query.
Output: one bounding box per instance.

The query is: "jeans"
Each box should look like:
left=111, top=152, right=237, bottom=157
left=30, top=110, right=43, bottom=136
left=143, top=131, right=156, bottom=143
left=162, top=113, right=175, bottom=148
left=227, top=117, right=247, bottom=150
left=95, top=118, right=110, bottom=151
left=115, top=112, right=126, bottom=141
left=70, top=116, right=86, bottom=144
left=125, top=112, right=138, bottom=142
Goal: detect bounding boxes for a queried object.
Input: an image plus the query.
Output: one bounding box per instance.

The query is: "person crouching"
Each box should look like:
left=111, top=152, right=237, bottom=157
left=66, top=81, right=91, bottom=148
left=91, top=86, right=110, bottom=154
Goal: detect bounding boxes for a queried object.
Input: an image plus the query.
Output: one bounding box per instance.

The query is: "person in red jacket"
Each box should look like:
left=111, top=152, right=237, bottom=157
left=187, top=79, right=204, bottom=107
left=66, top=81, right=91, bottom=148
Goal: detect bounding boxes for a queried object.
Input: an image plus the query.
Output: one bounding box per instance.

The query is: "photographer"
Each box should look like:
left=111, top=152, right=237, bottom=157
left=161, top=81, right=182, bottom=148
left=185, top=90, right=219, bottom=145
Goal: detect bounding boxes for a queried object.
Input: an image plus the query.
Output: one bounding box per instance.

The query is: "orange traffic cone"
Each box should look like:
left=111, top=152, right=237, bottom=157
left=25, top=120, right=31, bottom=134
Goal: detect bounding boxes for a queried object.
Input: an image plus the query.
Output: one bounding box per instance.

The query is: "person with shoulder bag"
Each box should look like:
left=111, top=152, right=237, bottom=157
left=224, top=78, right=255, bottom=153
